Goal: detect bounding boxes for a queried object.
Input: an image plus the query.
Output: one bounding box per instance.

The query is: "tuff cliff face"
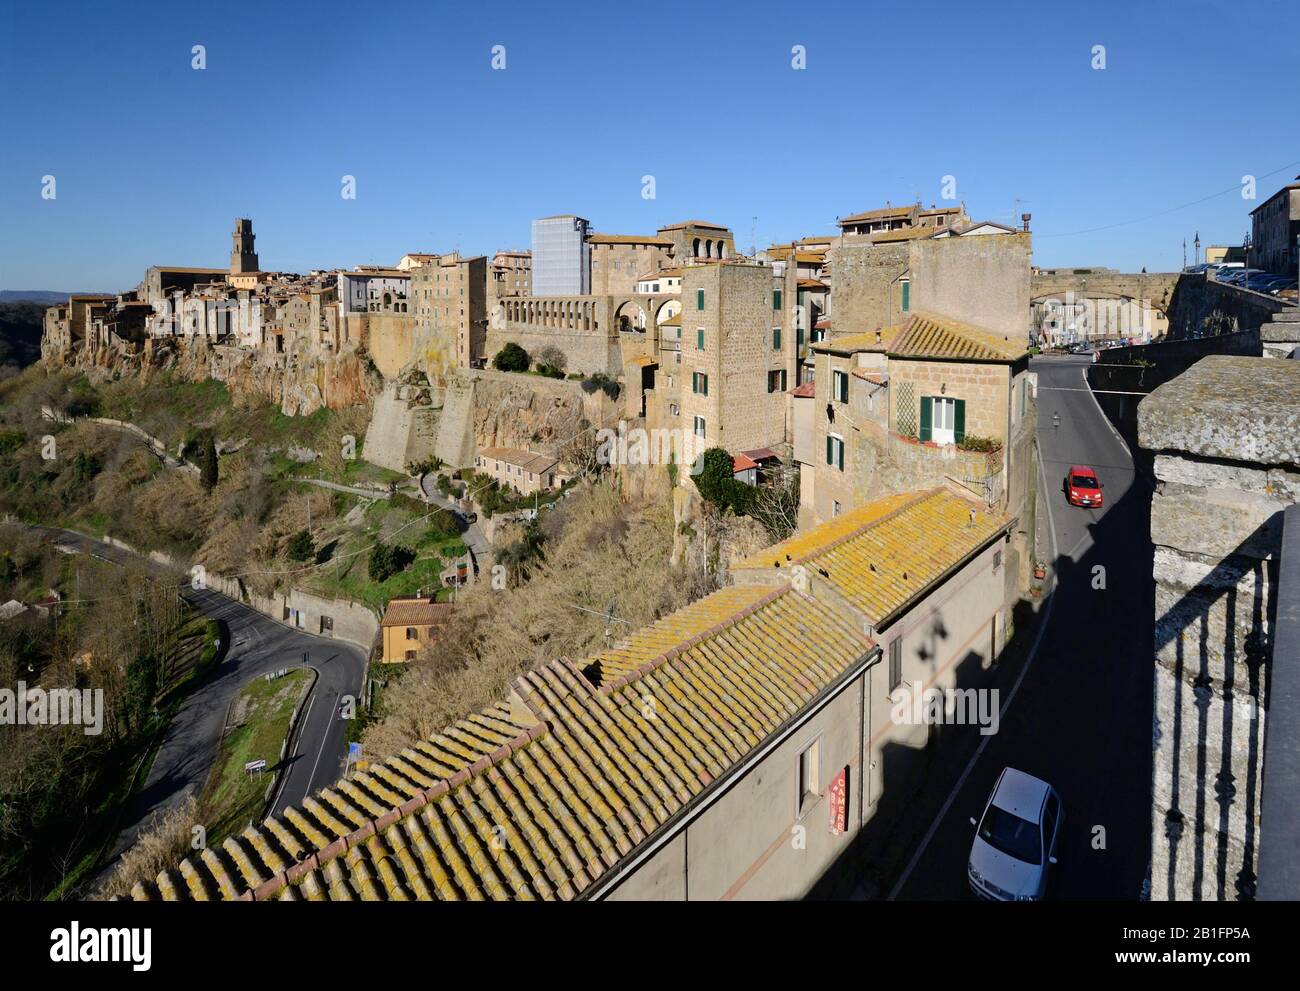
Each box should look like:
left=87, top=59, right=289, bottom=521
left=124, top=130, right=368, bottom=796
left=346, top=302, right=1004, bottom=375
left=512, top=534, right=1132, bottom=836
left=46, top=334, right=382, bottom=417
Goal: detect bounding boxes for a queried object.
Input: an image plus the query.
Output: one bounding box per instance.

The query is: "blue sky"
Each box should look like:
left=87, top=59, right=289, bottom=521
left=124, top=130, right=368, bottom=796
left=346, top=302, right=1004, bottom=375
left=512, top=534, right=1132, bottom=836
left=2, top=0, right=1297, bottom=290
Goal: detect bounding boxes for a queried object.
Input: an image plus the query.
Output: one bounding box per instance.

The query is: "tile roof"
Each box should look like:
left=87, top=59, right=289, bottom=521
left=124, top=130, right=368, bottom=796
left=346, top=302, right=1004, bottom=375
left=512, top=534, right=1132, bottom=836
left=888, top=312, right=1029, bottom=363
left=838, top=204, right=916, bottom=224
left=129, top=583, right=874, bottom=901
left=733, top=489, right=1013, bottom=626
left=869, top=226, right=938, bottom=243
left=659, top=312, right=682, bottom=327
left=813, top=326, right=900, bottom=353
left=381, top=598, right=453, bottom=628
left=790, top=381, right=817, bottom=398
left=732, top=453, right=760, bottom=473
left=478, top=447, right=559, bottom=474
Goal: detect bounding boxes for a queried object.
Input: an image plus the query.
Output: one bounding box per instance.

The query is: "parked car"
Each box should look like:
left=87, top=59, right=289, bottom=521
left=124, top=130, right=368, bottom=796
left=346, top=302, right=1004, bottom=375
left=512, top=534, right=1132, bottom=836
left=1064, top=464, right=1104, bottom=508
left=968, top=767, right=1063, bottom=901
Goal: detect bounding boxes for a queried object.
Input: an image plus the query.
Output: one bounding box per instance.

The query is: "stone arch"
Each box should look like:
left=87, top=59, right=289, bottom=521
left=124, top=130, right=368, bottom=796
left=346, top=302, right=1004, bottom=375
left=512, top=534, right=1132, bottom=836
left=614, top=299, right=647, bottom=333
left=693, top=237, right=701, bottom=258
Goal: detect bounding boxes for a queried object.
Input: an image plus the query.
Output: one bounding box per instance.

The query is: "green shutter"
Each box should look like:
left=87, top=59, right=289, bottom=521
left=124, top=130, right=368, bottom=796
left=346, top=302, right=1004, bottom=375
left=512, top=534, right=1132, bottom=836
left=781, top=370, right=788, bottom=391
left=954, top=398, right=966, bottom=443
left=826, top=435, right=834, bottom=466
left=773, top=289, right=782, bottom=311
left=919, top=396, right=932, bottom=441
left=773, top=327, right=781, bottom=349
left=797, top=326, right=804, bottom=347
left=703, top=374, right=708, bottom=397
left=697, top=289, right=705, bottom=311
left=838, top=440, right=844, bottom=471
left=901, top=280, right=910, bottom=312
left=697, top=328, right=704, bottom=350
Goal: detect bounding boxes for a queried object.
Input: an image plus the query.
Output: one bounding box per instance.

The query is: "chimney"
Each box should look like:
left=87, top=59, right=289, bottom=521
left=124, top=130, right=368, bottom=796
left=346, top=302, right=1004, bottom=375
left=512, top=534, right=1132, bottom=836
left=1021, top=213, right=1032, bottom=232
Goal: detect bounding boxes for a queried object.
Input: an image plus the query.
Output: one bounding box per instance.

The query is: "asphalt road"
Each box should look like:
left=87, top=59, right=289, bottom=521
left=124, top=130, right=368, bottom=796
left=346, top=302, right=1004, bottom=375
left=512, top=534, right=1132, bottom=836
left=37, top=528, right=367, bottom=865
left=881, top=354, right=1154, bottom=900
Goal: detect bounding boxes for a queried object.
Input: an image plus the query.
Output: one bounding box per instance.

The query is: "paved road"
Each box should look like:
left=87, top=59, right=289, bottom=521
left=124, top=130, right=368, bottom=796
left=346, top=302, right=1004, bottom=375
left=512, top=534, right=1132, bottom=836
left=419, top=474, right=490, bottom=566
left=879, top=354, right=1154, bottom=900
left=38, top=528, right=367, bottom=865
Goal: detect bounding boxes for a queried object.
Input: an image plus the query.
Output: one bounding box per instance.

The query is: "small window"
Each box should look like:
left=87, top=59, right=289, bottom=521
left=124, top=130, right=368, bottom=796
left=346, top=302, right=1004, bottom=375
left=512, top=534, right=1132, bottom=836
left=404, top=649, right=417, bottom=661
left=772, top=327, right=781, bottom=350
left=826, top=434, right=844, bottom=471
left=900, top=278, right=911, bottom=312
left=696, top=288, right=705, bottom=311
left=692, top=371, right=709, bottom=396
left=406, top=627, right=418, bottom=641
left=832, top=500, right=842, bottom=517
left=797, top=737, right=820, bottom=816
left=693, top=415, right=706, bottom=439
left=889, top=637, right=902, bottom=691
left=832, top=369, right=849, bottom=404
left=767, top=369, right=787, bottom=393
left=696, top=327, right=704, bottom=351
left=773, top=289, right=782, bottom=311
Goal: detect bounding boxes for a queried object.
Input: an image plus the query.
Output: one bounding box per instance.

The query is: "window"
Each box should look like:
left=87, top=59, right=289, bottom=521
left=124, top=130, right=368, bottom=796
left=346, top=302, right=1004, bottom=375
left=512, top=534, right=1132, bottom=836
left=696, top=288, right=705, bottom=310
left=406, top=627, right=418, bottom=641
left=693, top=415, right=706, bottom=439
left=796, top=737, right=820, bottom=816
left=832, top=369, right=849, bottom=403
left=669, top=403, right=680, bottom=416
left=405, top=649, right=417, bottom=661
left=832, top=500, right=842, bottom=517
left=919, top=396, right=965, bottom=444
left=993, top=549, right=1003, bottom=572
left=773, top=289, right=782, bottom=311
left=900, top=278, right=911, bottom=312
left=772, top=327, right=781, bottom=350
left=767, top=369, right=787, bottom=393
left=889, top=637, right=902, bottom=691
left=797, top=326, right=804, bottom=348
left=692, top=371, right=709, bottom=395
left=826, top=433, right=844, bottom=471
left=696, top=327, right=704, bottom=350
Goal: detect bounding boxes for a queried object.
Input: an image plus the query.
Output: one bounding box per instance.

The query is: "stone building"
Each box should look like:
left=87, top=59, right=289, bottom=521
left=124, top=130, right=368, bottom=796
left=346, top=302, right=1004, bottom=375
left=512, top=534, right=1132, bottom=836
left=488, top=250, right=531, bottom=305
left=409, top=253, right=487, bottom=377
left=674, top=259, right=797, bottom=468
left=837, top=201, right=968, bottom=238
left=797, top=312, right=1032, bottom=526
left=474, top=446, right=570, bottom=495
left=588, top=233, right=674, bottom=295
left=1249, top=178, right=1300, bottom=276
left=832, top=225, right=1031, bottom=342
left=230, top=217, right=259, bottom=274
left=657, top=219, right=736, bottom=261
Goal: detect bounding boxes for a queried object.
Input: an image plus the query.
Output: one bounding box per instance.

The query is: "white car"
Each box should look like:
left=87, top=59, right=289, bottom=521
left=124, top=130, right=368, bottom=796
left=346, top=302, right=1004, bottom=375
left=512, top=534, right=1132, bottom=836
left=967, top=767, right=1062, bottom=901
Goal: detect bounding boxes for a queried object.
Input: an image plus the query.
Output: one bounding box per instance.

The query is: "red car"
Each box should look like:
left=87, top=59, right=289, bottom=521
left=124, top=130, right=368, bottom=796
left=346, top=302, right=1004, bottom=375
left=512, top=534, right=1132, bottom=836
left=1064, top=465, right=1103, bottom=508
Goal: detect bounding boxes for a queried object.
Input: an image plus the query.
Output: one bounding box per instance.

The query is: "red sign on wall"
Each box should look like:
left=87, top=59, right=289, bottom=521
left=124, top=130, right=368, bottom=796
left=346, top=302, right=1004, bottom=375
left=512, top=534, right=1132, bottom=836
left=828, top=766, right=848, bottom=835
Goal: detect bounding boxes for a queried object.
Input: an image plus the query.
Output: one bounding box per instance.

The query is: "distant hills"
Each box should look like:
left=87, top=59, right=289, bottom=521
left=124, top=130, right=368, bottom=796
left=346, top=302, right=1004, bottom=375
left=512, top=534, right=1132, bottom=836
left=0, top=290, right=110, bottom=304
left=0, top=300, right=49, bottom=372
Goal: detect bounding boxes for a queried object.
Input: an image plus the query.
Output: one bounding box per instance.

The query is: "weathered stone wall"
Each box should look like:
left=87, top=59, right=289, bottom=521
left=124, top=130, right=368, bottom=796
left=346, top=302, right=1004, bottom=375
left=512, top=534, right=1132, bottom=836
left=1166, top=274, right=1292, bottom=341
left=1138, top=355, right=1300, bottom=900
left=433, top=367, right=616, bottom=468
left=361, top=382, right=440, bottom=472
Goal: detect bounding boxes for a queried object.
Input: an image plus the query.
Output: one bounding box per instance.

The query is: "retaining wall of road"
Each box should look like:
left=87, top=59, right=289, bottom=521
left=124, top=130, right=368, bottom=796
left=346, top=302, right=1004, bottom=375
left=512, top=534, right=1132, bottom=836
left=98, top=534, right=379, bottom=651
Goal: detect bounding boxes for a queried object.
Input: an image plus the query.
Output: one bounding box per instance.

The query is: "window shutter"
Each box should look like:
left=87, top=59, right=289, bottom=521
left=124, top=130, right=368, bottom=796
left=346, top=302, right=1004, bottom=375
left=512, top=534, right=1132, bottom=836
left=901, top=280, right=910, bottom=312
left=703, top=374, right=708, bottom=396
left=781, top=370, right=788, bottom=391
left=919, top=396, right=933, bottom=441
left=837, top=439, right=844, bottom=471
left=773, top=327, right=781, bottom=349
left=697, top=327, right=704, bottom=350
left=773, top=289, right=782, bottom=311
left=954, top=399, right=966, bottom=443
left=697, top=289, right=705, bottom=311
left=826, top=435, right=834, bottom=466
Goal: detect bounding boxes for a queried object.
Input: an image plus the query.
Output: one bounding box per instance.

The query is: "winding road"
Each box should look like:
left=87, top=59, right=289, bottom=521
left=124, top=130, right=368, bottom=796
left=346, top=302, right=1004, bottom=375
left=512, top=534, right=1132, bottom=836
left=36, top=528, right=368, bottom=867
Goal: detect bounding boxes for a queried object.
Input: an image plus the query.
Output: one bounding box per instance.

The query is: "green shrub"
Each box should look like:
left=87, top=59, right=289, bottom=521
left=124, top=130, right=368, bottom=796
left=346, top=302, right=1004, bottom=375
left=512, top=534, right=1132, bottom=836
left=957, top=435, right=1001, bottom=454
left=286, top=529, right=314, bottom=562
left=493, top=343, right=530, bottom=373
left=368, top=542, right=414, bottom=583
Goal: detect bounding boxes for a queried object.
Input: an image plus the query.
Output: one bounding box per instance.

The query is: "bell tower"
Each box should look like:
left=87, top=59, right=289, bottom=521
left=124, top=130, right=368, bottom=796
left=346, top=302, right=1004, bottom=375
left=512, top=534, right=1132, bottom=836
left=231, top=217, right=259, bottom=274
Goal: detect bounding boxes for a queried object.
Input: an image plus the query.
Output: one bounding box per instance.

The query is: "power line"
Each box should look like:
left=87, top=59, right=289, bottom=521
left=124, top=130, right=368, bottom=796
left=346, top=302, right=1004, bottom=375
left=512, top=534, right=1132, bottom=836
left=1036, top=158, right=1300, bottom=240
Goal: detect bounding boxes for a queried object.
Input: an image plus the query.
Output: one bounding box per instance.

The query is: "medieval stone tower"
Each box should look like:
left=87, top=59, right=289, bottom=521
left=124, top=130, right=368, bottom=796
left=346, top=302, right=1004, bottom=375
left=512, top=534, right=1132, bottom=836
left=230, top=217, right=259, bottom=274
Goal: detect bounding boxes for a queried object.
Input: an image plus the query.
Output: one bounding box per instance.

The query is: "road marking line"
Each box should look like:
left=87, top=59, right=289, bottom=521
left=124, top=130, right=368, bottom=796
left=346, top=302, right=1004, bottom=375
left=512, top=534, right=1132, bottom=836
left=888, top=445, right=1063, bottom=900
left=305, top=691, right=341, bottom=796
